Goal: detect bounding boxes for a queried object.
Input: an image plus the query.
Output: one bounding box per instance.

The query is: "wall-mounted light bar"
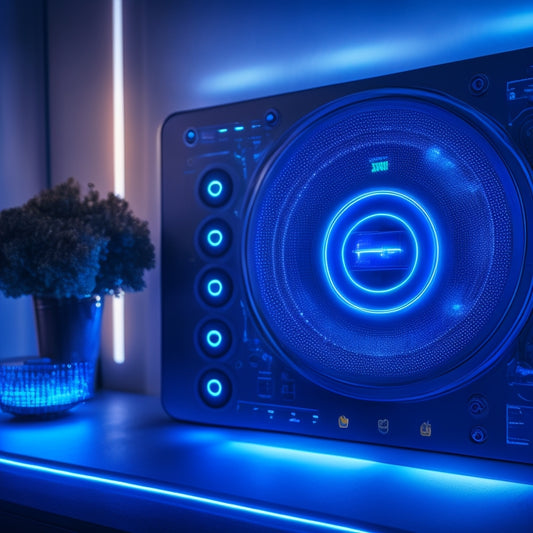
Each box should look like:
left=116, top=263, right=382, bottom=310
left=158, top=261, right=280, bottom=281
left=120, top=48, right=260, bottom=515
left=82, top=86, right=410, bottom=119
left=112, top=0, right=125, bottom=364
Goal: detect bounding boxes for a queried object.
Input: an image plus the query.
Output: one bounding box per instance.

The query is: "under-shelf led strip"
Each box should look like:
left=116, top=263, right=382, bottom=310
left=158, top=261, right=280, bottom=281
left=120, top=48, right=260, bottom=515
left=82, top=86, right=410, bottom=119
left=113, top=0, right=125, bottom=364
left=0, top=456, right=370, bottom=533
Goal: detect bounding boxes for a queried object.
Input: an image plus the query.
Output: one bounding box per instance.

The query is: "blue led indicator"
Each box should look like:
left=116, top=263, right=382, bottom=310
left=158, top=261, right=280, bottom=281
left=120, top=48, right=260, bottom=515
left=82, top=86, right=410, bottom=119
left=0, top=456, right=375, bottom=533
left=207, top=229, right=223, bottom=247
left=234, top=125, right=245, bottom=132
left=207, top=180, right=223, bottom=198
left=185, top=129, right=197, bottom=145
left=207, top=279, right=223, bottom=297
left=207, top=330, right=223, bottom=348
left=218, top=128, right=228, bottom=134
left=207, top=378, right=223, bottom=397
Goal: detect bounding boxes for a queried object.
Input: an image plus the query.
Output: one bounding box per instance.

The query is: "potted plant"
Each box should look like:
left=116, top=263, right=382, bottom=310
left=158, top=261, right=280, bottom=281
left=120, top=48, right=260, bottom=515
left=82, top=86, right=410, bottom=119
left=0, top=178, right=155, bottom=415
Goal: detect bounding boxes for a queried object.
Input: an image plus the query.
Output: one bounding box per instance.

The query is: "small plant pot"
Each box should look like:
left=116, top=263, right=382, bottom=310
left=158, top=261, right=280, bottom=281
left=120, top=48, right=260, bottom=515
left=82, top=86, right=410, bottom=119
left=33, top=295, right=104, bottom=370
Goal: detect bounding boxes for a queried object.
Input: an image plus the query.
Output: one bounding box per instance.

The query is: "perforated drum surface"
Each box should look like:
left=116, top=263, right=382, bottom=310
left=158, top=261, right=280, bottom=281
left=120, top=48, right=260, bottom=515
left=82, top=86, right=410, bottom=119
left=243, top=90, right=530, bottom=400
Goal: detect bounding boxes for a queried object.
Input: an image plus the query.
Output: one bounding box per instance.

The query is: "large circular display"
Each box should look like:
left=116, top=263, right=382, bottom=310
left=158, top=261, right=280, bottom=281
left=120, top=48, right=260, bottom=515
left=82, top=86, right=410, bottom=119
left=243, top=89, right=533, bottom=401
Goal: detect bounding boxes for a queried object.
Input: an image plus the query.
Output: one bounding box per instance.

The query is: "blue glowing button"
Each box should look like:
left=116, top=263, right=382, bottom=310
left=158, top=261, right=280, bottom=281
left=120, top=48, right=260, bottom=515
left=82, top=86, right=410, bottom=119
left=198, top=269, right=233, bottom=307
left=198, top=219, right=232, bottom=257
left=199, top=169, right=233, bottom=207
left=199, top=370, right=232, bottom=407
left=184, top=128, right=197, bottom=145
left=265, top=108, right=279, bottom=126
left=198, top=319, right=232, bottom=358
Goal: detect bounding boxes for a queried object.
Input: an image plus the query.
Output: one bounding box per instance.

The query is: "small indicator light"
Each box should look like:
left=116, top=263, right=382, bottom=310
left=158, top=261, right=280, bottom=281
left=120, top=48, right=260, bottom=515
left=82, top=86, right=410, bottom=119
left=207, top=279, right=223, bottom=298
left=234, top=125, right=245, bottom=132
left=206, top=378, right=223, bottom=397
left=206, top=330, right=223, bottom=348
left=185, top=128, right=197, bottom=145
left=207, top=229, right=223, bottom=247
left=265, top=109, right=279, bottom=126
left=207, top=180, right=223, bottom=198
left=218, top=128, right=228, bottom=134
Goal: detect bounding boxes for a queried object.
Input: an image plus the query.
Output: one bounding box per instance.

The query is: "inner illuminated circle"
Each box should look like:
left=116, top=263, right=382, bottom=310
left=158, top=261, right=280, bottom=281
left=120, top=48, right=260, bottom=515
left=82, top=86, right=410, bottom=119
left=341, top=213, right=419, bottom=294
left=322, top=190, right=439, bottom=314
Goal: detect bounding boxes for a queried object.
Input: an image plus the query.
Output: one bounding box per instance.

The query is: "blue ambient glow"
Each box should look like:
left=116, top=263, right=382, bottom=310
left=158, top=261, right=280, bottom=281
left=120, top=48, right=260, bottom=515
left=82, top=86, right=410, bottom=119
left=0, top=361, right=94, bottom=417
left=323, top=190, right=439, bottom=314
left=206, top=379, right=223, bottom=397
left=0, top=456, right=372, bottom=533
left=207, top=180, right=223, bottom=198
left=225, top=441, right=532, bottom=495
left=207, top=330, right=223, bottom=348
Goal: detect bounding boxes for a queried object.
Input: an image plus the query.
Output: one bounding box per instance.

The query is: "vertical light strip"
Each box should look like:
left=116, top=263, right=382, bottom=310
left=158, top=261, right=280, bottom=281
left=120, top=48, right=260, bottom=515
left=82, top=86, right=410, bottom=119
left=113, top=0, right=125, bottom=364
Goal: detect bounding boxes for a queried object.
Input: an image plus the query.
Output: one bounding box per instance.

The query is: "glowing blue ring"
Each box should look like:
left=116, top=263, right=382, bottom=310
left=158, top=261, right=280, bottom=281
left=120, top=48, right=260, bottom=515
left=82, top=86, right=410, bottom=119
left=340, top=213, right=419, bottom=294
left=323, top=190, right=439, bottom=314
left=207, top=279, right=223, bottom=298
left=207, top=229, right=224, bottom=247
left=207, top=180, right=223, bottom=198
left=206, top=378, right=223, bottom=397
left=206, top=330, right=223, bottom=349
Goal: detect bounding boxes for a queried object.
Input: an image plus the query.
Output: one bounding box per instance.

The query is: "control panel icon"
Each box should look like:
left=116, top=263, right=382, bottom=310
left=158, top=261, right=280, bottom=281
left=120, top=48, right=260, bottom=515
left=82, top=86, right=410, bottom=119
left=338, top=415, right=349, bottom=429
left=378, top=418, right=390, bottom=435
left=420, top=421, right=432, bottom=437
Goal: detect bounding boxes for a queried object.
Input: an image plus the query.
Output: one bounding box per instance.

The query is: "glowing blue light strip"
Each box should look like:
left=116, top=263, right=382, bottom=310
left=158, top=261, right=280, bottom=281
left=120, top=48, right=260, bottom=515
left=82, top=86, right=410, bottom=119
left=354, top=247, right=403, bottom=256
left=112, top=0, right=125, bottom=365
left=0, top=456, right=371, bottom=533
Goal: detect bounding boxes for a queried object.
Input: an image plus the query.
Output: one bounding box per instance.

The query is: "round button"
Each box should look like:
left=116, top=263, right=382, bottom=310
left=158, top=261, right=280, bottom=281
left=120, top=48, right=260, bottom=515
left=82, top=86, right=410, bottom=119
left=199, top=169, right=233, bottom=207
left=470, top=426, right=488, bottom=444
left=198, top=269, right=233, bottom=307
left=198, top=320, right=232, bottom=358
left=265, top=108, right=279, bottom=126
left=198, top=219, right=232, bottom=257
left=184, top=128, right=197, bottom=145
left=199, top=370, right=232, bottom=407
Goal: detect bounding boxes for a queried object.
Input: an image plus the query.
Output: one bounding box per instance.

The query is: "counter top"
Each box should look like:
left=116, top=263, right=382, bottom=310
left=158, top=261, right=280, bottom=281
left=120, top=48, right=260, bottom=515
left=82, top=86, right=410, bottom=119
left=1, top=391, right=532, bottom=532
